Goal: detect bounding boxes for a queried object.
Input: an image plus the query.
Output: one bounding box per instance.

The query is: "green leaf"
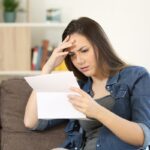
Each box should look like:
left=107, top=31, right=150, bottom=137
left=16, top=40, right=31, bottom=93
left=3, top=0, right=19, bottom=12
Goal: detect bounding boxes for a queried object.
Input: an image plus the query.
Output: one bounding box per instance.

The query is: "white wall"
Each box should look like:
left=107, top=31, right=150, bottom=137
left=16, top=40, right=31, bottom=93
left=30, top=0, right=150, bottom=70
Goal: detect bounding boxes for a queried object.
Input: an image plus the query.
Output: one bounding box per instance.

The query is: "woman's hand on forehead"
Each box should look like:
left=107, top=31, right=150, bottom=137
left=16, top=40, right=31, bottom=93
left=62, top=35, right=76, bottom=52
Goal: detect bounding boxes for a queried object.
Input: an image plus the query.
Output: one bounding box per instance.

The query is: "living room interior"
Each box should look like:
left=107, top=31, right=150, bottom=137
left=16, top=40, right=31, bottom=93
left=0, top=0, right=150, bottom=150
left=0, top=0, right=150, bottom=76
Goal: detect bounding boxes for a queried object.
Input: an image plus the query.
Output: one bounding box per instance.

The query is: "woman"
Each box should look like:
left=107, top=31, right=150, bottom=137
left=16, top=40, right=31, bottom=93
left=24, top=17, right=150, bottom=150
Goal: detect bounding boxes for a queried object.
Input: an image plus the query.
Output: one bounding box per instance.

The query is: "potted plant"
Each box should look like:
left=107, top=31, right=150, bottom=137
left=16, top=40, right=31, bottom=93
left=2, top=0, right=19, bottom=22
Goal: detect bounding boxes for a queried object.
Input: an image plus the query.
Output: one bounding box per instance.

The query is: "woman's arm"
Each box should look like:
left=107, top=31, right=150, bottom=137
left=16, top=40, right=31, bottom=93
left=95, top=105, right=144, bottom=146
left=24, top=36, right=73, bottom=129
left=24, top=90, right=39, bottom=128
left=68, top=87, right=145, bottom=147
left=24, top=65, right=55, bottom=129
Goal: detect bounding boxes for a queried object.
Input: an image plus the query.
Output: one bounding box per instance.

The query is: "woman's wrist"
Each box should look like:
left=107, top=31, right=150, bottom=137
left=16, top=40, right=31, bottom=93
left=41, top=64, right=54, bottom=74
left=94, top=104, right=109, bottom=121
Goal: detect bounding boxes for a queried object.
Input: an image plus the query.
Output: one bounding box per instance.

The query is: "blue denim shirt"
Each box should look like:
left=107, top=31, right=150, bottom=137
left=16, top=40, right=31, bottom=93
left=33, top=66, right=150, bottom=150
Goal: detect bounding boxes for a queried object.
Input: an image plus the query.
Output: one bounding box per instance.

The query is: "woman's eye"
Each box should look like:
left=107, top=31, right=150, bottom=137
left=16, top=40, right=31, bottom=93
left=81, top=49, right=88, bottom=53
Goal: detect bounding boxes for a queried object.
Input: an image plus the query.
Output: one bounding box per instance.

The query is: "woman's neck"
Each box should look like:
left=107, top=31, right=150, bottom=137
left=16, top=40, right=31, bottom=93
left=91, top=75, right=109, bottom=99
left=92, top=76, right=108, bottom=86
left=91, top=73, right=108, bottom=85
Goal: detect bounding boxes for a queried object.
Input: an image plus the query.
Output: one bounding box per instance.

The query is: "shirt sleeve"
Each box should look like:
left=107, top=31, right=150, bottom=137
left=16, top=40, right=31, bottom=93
left=31, top=119, right=67, bottom=131
left=138, top=123, right=150, bottom=148
left=130, top=69, right=150, bottom=148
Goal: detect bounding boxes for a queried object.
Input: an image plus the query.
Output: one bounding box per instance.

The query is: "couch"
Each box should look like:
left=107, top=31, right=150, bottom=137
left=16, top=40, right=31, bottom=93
left=0, top=78, right=67, bottom=150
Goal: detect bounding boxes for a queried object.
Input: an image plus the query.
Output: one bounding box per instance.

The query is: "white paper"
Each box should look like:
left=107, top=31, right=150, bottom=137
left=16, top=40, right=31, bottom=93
left=25, top=71, right=86, bottom=119
left=25, top=71, right=79, bottom=92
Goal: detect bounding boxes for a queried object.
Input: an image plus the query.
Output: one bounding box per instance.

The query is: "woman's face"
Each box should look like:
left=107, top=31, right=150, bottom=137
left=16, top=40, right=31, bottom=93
left=67, top=33, right=99, bottom=77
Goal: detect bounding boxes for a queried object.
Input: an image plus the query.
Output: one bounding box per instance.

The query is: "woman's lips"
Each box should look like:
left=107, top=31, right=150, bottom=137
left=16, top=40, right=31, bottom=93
left=80, top=66, right=89, bottom=72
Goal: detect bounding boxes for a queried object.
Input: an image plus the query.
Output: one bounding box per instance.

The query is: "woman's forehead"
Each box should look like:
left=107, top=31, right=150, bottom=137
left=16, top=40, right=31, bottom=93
left=69, top=33, right=88, bottom=42
left=67, top=34, right=91, bottom=51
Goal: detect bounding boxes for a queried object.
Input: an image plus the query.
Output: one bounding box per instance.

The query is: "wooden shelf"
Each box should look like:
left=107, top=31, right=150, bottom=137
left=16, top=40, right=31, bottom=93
left=0, top=23, right=66, bottom=71
left=0, top=22, right=67, bottom=28
left=0, top=71, right=41, bottom=77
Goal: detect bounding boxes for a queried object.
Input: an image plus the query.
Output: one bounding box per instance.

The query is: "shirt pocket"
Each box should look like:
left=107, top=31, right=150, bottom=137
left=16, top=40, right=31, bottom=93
left=112, top=84, right=129, bottom=99
left=111, top=84, right=131, bottom=117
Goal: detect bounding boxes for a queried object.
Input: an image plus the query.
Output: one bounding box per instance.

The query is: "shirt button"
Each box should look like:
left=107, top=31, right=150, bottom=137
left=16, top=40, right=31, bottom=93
left=106, top=86, right=110, bottom=90
left=96, top=144, right=100, bottom=147
left=110, top=90, right=113, bottom=93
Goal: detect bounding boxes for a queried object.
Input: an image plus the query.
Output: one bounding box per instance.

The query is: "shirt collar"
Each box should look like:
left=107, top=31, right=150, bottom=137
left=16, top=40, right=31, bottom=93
left=82, top=78, right=92, bottom=94
left=106, top=72, right=120, bottom=86
left=82, top=71, right=120, bottom=93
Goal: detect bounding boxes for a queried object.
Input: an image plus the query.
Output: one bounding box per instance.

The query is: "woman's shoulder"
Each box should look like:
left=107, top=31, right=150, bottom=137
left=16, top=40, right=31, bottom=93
left=111, top=66, right=150, bottom=94
left=118, top=65, right=150, bottom=87
left=120, top=65, right=149, bottom=78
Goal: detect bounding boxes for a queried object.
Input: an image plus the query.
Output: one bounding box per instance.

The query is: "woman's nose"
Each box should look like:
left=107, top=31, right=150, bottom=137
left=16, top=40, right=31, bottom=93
left=76, top=54, right=84, bottom=64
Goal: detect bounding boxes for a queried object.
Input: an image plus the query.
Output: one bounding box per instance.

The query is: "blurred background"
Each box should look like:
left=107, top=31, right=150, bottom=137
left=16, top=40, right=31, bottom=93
left=0, top=0, right=150, bottom=75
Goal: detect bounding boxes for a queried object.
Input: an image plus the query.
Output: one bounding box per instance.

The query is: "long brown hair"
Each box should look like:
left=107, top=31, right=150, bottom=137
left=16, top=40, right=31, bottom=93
left=62, top=17, right=127, bottom=81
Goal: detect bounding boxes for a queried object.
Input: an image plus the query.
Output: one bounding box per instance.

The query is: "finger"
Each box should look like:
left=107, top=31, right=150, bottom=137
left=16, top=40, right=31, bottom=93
left=58, top=51, right=69, bottom=56
left=54, top=52, right=68, bottom=60
left=75, top=107, right=84, bottom=114
left=68, top=95, right=82, bottom=105
left=69, top=98, right=82, bottom=108
left=68, top=95, right=87, bottom=108
left=69, top=99, right=85, bottom=114
left=62, top=35, right=70, bottom=43
left=70, top=87, right=87, bottom=97
left=72, top=104, right=84, bottom=114
left=56, top=42, right=73, bottom=53
left=60, top=42, right=73, bottom=50
left=56, top=52, right=69, bottom=60
left=62, top=36, right=76, bottom=45
left=68, top=94, right=81, bottom=100
left=70, top=39, right=76, bottom=45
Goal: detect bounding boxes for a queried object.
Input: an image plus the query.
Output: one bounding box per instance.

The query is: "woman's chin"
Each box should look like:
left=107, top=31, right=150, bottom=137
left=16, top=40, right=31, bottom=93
left=82, top=71, right=93, bottom=77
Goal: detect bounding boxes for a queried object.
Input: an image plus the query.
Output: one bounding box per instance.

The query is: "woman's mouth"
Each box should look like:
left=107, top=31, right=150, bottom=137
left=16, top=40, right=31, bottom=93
left=80, top=66, right=89, bottom=72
